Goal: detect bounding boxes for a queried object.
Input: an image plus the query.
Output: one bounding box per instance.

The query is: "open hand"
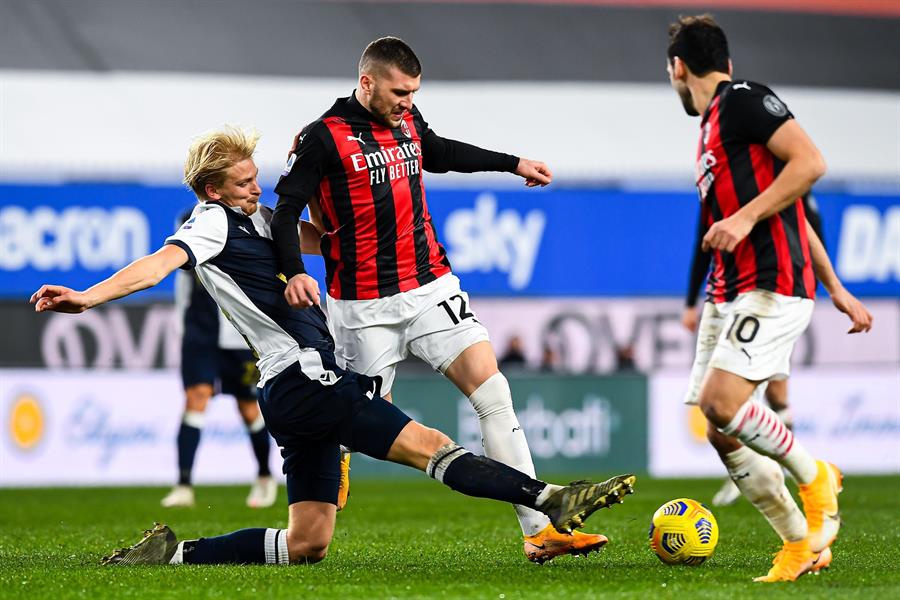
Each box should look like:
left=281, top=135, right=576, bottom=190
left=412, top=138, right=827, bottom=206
left=30, top=285, right=90, bottom=313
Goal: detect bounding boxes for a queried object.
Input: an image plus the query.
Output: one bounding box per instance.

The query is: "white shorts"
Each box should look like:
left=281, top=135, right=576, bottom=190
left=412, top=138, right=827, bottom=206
left=326, top=273, right=490, bottom=395
left=683, top=290, right=813, bottom=405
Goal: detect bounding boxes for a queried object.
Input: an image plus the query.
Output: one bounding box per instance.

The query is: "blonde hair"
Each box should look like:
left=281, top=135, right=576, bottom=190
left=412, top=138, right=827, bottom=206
left=183, top=125, right=260, bottom=199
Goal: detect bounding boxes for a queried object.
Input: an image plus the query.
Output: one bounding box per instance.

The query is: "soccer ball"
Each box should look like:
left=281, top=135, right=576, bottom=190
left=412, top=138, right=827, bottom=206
left=648, top=498, right=719, bottom=565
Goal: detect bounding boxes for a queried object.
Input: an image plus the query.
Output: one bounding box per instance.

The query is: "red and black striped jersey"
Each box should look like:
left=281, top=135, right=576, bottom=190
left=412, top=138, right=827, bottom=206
left=273, top=93, right=518, bottom=300
left=695, top=80, right=816, bottom=304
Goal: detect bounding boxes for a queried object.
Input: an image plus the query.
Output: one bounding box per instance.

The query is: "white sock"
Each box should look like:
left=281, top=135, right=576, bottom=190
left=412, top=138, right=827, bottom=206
left=264, top=528, right=290, bottom=564
left=719, top=401, right=817, bottom=484
left=773, top=407, right=794, bottom=430
left=535, top=484, right=563, bottom=508
left=469, top=373, right=549, bottom=536
left=722, top=446, right=807, bottom=542
left=183, top=410, right=205, bottom=428
left=169, top=541, right=184, bottom=564
left=246, top=414, right=266, bottom=433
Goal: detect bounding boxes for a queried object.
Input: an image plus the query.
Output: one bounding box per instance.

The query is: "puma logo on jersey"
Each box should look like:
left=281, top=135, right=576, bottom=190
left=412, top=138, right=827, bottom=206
left=346, top=134, right=365, bottom=144
left=732, top=82, right=751, bottom=91
left=237, top=226, right=251, bottom=235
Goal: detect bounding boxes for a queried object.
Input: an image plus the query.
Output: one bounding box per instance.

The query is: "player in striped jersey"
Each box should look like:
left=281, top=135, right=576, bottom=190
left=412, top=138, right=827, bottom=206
left=271, top=37, right=609, bottom=563
left=681, top=193, right=824, bottom=507
left=667, top=15, right=872, bottom=582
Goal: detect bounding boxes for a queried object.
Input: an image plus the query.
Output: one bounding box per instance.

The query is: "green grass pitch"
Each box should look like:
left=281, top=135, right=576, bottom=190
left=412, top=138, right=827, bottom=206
left=1, top=475, right=898, bottom=599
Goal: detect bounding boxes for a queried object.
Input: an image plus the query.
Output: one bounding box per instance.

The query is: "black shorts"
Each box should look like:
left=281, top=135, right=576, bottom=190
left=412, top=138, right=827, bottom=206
left=180, top=339, right=258, bottom=399
left=258, top=349, right=412, bottom=505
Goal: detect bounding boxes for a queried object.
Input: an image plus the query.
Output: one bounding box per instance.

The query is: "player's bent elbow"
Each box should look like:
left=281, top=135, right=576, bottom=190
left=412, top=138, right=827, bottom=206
left=805, top=152, right=827, bottom=184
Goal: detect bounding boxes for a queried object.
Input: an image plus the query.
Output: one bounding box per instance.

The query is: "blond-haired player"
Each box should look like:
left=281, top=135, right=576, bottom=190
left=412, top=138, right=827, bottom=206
left=31, top=126, right=636, bottom=566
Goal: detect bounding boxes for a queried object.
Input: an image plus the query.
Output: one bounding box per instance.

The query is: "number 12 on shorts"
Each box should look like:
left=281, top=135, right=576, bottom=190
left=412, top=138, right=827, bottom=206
left=438, top=294, right=476, bottom=325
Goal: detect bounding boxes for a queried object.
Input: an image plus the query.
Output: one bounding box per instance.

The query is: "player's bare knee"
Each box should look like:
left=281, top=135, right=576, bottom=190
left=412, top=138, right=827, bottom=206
left=184, top=385, right=212, bottom=412
left=421, top=426, right=452, bottom=454
left=236, top=399, right=260, bottom=423
left=287, top=534, right=330, bottom=565
left=698, top=390, right=735, bottom=427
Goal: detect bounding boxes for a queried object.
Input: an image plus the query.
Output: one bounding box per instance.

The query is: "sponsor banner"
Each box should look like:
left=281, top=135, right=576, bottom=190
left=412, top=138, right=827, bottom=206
left=471, top=298, right=899, bottom=373
left=0, top=302, right=180, bottom=369
left=359, top=373, right=648, bottom=476
left=0, top=370, right=647, bottom=486
left=0, top=370, right=280, bottom=486
left=0, top=297, right=896, bottom=370
left=649, top=369, right=900, bottom=477
left=2, top=183, right=897, bottom=298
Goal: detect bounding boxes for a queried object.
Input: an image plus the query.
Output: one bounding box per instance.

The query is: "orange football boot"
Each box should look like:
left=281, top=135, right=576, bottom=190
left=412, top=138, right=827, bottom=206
left=753, top=539, right=832, bottom=582
left=524, top=525, right=609, bottom=564
left=799, top=461, right=842, bottom=552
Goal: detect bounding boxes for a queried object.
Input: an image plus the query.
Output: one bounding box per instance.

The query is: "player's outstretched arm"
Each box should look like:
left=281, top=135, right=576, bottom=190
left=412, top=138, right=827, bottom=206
left=805, top=220, right=873, bottom=334
left=31, top=244, right=188, bottom=313
left=703, top=120, right=826, bottom=252
left=419, top=128, right=552, bottom=185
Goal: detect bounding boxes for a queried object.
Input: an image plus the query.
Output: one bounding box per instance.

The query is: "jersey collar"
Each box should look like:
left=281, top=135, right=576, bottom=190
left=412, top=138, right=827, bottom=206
left=701, top=80, right=731, bottom=125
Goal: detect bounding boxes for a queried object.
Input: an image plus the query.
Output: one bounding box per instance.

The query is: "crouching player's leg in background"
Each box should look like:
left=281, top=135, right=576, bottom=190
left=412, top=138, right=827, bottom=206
left=102, top=372, right=636, bottom=566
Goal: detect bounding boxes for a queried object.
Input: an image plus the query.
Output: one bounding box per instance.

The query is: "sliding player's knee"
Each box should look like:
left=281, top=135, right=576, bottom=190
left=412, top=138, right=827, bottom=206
left=287, top=532, right=330, bottom=564
left=468, top=372, right=513, bottom=420
left=419, top=426, right=453, bottom=455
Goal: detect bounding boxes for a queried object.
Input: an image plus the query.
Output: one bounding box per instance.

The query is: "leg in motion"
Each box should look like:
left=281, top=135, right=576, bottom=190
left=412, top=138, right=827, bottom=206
left=699, top=369, right=836, bottom=581
left=342, top=396, right=635, bottom=536
left=444, top=341, right=610, bottom=563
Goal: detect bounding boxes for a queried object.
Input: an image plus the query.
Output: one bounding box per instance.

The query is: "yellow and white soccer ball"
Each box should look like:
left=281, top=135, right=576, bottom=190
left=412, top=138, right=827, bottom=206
left=648, top=498, right=719, bottom=565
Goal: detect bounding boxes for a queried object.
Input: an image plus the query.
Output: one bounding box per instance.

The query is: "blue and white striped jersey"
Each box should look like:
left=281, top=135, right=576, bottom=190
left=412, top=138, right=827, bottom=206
left=165, top=201, right=332, bottom=385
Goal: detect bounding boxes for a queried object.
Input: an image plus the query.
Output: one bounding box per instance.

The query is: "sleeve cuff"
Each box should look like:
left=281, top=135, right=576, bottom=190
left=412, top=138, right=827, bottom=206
left=165, top=239, right=196, bottom=270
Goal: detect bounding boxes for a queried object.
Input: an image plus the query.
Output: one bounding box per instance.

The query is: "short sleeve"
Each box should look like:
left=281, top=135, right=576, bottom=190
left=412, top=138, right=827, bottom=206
left=723, top=82, right=794, bottom=145
left=164, top=206, right=228, bottom=269
left=273, top=124, right=328, bottom=200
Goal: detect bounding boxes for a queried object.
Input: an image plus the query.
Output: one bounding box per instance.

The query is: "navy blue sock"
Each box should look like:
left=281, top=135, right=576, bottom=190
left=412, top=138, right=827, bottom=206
left=176, top=421, right=202, bottom=485
left=182, top=528, right=288, bottom=564
left=429, top=446, right=546, bottom=508
left=247, top=420, right=271, bottom=477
